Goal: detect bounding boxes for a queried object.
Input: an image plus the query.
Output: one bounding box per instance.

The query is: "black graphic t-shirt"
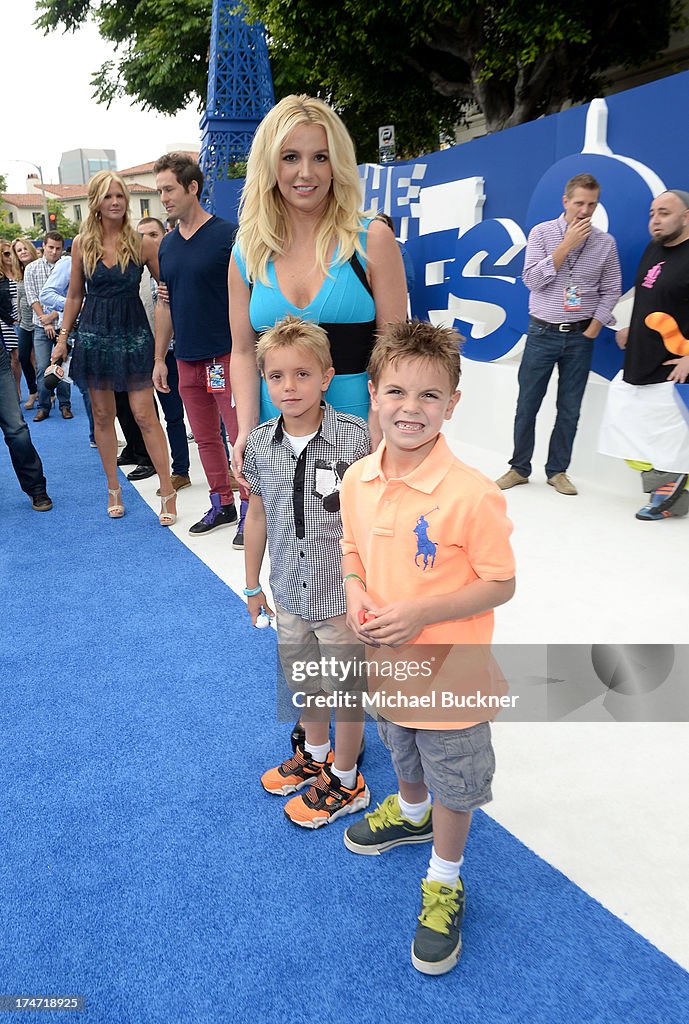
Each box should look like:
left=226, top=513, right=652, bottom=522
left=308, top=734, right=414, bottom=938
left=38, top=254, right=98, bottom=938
left=624, top=238, right=689, bottom=385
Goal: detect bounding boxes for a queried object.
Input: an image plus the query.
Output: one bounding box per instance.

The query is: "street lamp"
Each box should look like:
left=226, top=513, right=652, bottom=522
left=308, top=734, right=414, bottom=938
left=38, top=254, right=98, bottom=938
left=10, top=159, right=51, bottom=235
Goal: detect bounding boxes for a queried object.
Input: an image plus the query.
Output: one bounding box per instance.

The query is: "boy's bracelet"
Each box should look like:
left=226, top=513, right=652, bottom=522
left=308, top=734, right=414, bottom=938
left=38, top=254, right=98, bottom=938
left=343, top=573, right=366, bottom=591
left=243, top=584, right=263, bottom=597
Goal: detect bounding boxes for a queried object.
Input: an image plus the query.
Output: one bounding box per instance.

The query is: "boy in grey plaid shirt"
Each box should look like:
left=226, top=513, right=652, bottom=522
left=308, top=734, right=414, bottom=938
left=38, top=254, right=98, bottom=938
left=242, top=315, right=371, bottom=828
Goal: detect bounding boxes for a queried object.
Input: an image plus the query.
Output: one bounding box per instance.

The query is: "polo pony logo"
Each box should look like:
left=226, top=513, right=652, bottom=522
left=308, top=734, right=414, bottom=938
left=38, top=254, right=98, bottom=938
left=413, top=508, right=439, bottom=571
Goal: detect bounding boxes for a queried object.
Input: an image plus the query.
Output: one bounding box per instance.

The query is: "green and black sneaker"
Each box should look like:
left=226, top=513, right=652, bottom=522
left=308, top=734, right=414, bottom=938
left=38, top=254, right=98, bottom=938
left=343, top=793, right=433, bottom=855
left=411, top=877, right=465, bottom=976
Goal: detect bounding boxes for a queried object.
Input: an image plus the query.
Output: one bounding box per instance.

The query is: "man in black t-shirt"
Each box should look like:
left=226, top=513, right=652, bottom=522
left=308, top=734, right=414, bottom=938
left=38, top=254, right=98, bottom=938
left=599, top=190, right=689, bottom=521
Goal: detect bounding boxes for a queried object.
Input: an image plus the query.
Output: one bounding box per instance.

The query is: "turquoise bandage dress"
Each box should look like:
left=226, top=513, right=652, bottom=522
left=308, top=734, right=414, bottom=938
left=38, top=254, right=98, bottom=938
left=234, top=220, right=377, bottom=422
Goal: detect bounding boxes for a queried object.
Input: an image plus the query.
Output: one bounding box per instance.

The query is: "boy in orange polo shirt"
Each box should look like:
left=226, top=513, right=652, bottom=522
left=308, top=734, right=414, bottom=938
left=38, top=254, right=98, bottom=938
left=339, top=320, right=516, bottom=976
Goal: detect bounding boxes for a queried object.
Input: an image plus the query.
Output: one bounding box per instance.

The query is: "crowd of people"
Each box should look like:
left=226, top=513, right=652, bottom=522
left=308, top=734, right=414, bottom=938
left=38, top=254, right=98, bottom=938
left=2, top=93, right=688, bottom=977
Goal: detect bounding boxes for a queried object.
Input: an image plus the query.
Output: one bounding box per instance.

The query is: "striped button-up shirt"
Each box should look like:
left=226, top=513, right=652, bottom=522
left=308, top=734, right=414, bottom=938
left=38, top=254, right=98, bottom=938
left=243, top=402, right=370, bottom=622
left=522, top=214, right=621, bottom=326
left=23, top=257, right=58, bottom=328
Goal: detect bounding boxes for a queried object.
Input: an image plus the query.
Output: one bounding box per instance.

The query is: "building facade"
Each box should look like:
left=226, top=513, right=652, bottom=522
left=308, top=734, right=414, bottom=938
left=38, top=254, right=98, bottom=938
left=58, top=148, right=118, bottom=185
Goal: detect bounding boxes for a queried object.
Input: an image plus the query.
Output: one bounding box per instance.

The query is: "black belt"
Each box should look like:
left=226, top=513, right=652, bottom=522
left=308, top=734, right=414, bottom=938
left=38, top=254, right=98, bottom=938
left=530, top=316, right=592, bottom=333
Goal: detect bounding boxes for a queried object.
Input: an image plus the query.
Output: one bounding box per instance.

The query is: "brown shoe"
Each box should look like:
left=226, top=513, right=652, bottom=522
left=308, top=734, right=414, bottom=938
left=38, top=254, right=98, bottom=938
left=547, top=473, right=577, bottom=495
left=33, top=409, right=50, bottom=422
left=496, top=469, right=529, bottom=490
left=24, top=393, right=38, bottom=410
left=156, top=474, right=191, bottom=496
left=61, top=407, right=74, bottom=420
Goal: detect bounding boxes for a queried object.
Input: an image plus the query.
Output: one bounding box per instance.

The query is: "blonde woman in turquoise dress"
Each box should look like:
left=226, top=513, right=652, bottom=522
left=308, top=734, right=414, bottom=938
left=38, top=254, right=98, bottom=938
left=229, top=94, right=407, bottom=479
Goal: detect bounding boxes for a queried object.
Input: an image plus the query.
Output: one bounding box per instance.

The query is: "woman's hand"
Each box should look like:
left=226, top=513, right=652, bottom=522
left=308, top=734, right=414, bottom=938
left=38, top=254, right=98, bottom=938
left=51, top=339, right=69, bottom=364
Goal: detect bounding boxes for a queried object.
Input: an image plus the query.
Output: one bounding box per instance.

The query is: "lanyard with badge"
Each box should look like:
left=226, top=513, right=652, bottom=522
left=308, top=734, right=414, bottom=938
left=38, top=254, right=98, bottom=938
left=206, top=360, right=226, bottom=392
left=561, top=226, right=589, bottom=312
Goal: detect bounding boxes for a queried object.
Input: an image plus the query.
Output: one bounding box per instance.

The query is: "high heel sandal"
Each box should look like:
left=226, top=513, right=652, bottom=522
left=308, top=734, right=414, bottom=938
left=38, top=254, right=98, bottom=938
left=159, top=492, right=177, bottom=527
left=107, top=487, right=125, bottom=519
left=24, top=393, right=38, bottom=410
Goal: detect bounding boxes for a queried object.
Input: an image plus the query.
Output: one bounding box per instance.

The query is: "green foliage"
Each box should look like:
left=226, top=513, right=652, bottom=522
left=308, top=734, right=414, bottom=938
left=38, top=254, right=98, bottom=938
left=249, top=0, right=686, bottom=135
left=35, top=0, right=212, bottom=115
left=0, top=221, right=24, bottom=242
left=35, top=0, right=686, bottom=149
left=226, top=162, right=247, bottom=179
left=0, top=175, right=25, bottom=240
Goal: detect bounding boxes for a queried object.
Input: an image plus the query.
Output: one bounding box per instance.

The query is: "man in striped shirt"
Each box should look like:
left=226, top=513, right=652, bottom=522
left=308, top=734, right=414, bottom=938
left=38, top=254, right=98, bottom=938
left=497, top=173, right=621, bottom=495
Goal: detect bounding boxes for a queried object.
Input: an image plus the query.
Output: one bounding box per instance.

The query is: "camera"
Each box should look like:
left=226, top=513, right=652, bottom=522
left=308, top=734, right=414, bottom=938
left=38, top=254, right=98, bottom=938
left=43, top=361, right=65, bottom=393
left=42, top=356, right=71, bottom=395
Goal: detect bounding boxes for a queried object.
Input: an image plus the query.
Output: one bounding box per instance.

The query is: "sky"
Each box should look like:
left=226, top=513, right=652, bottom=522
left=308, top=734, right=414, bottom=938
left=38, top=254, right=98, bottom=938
left=2, top=3, right=203, bottom=192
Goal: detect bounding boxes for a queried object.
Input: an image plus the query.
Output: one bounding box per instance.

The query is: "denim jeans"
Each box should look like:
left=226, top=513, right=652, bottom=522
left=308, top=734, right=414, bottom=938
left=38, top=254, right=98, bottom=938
left=510, top=319, right=594, bottom=478
left=34, top=325, right=71, bottom=413
left=77, top=382, right=95, bottom=443
left=15, top=326, right=37, bottom=396
left=0, top=343, right=47, bottom=496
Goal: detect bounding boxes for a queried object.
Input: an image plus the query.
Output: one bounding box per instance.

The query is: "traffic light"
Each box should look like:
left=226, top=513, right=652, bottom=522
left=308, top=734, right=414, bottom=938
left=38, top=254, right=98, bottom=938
left=48, top=211, right=58, bottom=231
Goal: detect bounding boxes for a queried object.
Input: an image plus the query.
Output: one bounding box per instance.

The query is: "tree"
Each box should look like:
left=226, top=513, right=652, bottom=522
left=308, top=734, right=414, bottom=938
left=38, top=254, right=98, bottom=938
left=0, top=221, right=24, bottom=242
left=0, top=173, right=25, bottom=241
left=35, top=0, right=212, bottom=114
left=248, top=0, right=686, bottom=143
left=36, top=0, right=685, bottom=159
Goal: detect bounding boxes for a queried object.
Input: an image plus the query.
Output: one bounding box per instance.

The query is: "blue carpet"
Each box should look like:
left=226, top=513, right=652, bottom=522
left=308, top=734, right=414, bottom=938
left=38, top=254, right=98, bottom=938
left=1, top=400, right=688, bottom=1024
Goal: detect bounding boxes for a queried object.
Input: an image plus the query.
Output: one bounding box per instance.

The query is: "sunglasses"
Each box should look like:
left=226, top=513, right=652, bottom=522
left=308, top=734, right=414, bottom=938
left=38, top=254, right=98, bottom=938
left=1, top=252, right=11, bottom=258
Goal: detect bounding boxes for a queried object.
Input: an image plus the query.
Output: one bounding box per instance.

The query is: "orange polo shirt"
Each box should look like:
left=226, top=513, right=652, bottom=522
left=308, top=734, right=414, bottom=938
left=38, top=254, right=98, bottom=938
left=340, top=434, right=515, bottom=728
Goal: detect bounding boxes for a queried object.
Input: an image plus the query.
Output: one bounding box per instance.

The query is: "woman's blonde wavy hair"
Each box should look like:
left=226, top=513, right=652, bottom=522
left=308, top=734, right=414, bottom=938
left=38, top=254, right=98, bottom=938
left=10, top=238, right=39, bottom=280
left=236, top=95, right=365, bottom=285
left=80, top=171, right=142, bottom=279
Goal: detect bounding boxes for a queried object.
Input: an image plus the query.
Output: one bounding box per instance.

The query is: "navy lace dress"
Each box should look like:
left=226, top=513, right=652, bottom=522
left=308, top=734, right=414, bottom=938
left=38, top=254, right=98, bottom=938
left=72, top=260, right=153, bottom=391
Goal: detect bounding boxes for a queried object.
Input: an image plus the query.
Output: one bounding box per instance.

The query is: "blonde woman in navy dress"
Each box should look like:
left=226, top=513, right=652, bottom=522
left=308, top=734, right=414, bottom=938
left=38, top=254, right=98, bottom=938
left=229, top=94, right=407, bottom=478
left=51, top=171, right=177, bottom=525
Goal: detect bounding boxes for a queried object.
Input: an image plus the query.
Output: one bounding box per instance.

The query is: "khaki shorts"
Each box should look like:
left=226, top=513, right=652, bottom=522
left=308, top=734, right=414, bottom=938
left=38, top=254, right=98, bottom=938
left=276, top=603, right=364, bottom=697
left=378, top=719, right=495, bottom=812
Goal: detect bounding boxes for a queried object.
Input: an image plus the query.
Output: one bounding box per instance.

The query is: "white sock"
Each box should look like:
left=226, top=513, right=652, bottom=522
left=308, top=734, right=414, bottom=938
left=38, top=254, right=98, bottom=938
left=426, top=845, right=463, bottom=887
left=331, top=763, right=357, bottom=789
left=398, top=792, right=431, bottom=823
left=305, top=740, right=331, bottom=764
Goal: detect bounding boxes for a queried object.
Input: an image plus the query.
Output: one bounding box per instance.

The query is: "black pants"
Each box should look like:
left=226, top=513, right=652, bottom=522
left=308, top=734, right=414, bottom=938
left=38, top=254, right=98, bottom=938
left=115, top=390, right=154, bottom=466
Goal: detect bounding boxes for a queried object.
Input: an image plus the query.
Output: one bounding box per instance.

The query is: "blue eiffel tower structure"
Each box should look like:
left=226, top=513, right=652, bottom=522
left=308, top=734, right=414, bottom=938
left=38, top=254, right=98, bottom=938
left=199, top=0, right=275, bottom=214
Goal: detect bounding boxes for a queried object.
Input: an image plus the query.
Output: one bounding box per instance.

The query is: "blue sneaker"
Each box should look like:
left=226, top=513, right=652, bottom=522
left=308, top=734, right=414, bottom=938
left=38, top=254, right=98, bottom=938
left=636, top=474, right=688, bottom=520
left=232, top=498, right=249, bottom=549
